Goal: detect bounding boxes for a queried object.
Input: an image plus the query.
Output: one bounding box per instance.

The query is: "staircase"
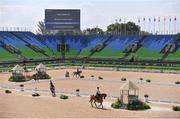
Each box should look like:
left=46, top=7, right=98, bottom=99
left=161, top=35, right=180, bottom=61
left=88, top=35, right=113, bottom=57
left=123, top=35, right=146, bottom=59
left=10, top=32, right=49, bottom=57
left=0, top=40, right=26, bottom=60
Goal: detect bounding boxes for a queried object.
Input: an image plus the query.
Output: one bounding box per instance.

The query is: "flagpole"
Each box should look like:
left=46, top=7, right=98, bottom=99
left=169, top=17, right=171, bottom=34
left=143, top=17, right=145, bottom=34
left=119, top=18, right=122, bottom=35
left=174, top=17, right=176, bottom=34
left=164, top=17, right=166, bottom=35
left=158, top=17, right=160, bottom=35
left=124, top=17, right=126, bottom=35
left=154, top=17, right=156, bottom=35
left=148, top=18, right=151, bottom=34
left=138, top=17, right=140, bottom=35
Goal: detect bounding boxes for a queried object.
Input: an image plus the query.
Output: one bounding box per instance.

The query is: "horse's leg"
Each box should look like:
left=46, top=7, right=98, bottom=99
left=101, top=102, right=103, bottom=109
left=94, top=100, right=97, bottom=108
left=91, top=100, right=93, bottom=107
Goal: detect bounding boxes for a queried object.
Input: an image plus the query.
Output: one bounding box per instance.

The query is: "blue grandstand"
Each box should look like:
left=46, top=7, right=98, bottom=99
left=0, top=31, right=179, bottom=62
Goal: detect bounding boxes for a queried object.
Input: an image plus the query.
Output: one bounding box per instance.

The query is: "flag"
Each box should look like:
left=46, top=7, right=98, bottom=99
left=119, top=18, right=121, bottom=22
left=143, top=17, right=145, bottom=21
left=149, top=18, right=151, bottom=22
left=169, top=18, right=171, bottom=22
left=154, top=18, right=156, bottom=22
left=138, top=18, right=140, bottom=23
left=164, top=17, right=166, bottom=21
left=174, top=17, right=176, bottom=21
left=158, top=17, right=160, bottom=22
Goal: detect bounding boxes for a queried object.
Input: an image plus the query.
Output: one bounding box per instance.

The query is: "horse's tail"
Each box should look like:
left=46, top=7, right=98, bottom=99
left=89, top=95, right=93, bottom=103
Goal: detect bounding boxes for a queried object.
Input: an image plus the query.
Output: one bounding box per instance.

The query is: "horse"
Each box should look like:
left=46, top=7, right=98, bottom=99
left=72, top=70, right=82, bottom=78
left=89, top=93, right=107, bottom=109
left=50, top=85, right=56, bottom=97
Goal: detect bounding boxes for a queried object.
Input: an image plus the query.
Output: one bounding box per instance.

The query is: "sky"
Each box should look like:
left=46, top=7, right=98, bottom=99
left=0, top=0, right=179, bottom=33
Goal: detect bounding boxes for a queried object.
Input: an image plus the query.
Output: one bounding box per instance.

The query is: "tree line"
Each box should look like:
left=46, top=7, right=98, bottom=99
left=37, top=21, right=149, bottom=35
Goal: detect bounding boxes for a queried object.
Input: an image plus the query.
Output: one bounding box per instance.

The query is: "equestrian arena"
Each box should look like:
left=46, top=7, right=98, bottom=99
left=0, top=68, right=180, bottom=118
left=1, top=0, right=180, bottom=118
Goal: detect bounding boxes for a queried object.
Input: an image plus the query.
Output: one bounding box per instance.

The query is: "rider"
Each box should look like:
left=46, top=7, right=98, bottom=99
left=77, top=68, right=80, bottom=72
left=95, top=87, right=101, bottom=101
left=50, top=80, right=56, bottom=96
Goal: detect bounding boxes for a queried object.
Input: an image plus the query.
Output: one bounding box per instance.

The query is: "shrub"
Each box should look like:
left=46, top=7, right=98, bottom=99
left=32, top=93, right=40, bottom=97
left=175, top=81, right=180, bottom=84
left=32, top=72, right=51, bottom=80
left=172, top=106, right=180, bottom=111
left=146, top=79, right=151, bottom=83
left=98, top=76, right=103, bottom=80
left=80, top=75, right=84, bottom=78
left=9, top=75, right=26, bottom=82
left=111, top=99, right=121, bottom=109
left=5, top=90, right=12, bottom=94
left=111, top=102, right=120, bottom=109
left=60, top=95, right=68, bottom=99
left=126, top=100, right=150, bottom=110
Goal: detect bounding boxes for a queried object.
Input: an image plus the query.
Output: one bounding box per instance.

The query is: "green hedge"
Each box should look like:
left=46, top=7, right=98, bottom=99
left=60, top=95, right=68, bottom=99
left=5, top=90, right=12, bottom=94
left=111, top=101, right=121, bottom=109
left=172, top=106, right=180, bottom=111
left=126, top=100, right=150, bottom=110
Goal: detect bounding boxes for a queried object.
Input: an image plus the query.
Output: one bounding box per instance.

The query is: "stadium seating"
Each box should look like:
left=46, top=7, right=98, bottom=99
left=0, top=42, right=18, bottom=61
left=134, top=35, right=176, bottom=60
left=92, top=35, right=141, bottom=59
left=0, top=31, right=46, bottom=60
left=37, top=35, right=61, bottom=57
left=0, top=31, right=179, bottom=62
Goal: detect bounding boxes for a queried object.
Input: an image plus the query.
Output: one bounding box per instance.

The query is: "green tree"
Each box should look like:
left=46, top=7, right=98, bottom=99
left=36, top=21, right=49, bottom=35
left=83, top=26, right=104, bottom=35
left=107, top=22, right=141, bottom=35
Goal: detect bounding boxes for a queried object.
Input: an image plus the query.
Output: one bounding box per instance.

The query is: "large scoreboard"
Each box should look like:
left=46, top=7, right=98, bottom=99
left=45, top=9, right=80, bottom=30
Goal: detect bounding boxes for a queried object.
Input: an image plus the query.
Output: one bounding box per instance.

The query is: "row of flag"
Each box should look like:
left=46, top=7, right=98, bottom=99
left=117, top=17, right=177, bottom=23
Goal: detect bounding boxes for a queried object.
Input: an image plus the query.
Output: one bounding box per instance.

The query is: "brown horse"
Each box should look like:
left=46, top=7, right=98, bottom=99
left=72, top=71, right=82, bottom=78
left=89, top=93, right=107, bottom=108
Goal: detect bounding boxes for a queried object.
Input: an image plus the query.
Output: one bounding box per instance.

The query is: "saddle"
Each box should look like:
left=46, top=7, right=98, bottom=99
left=95, top=94, right=101, bottom=102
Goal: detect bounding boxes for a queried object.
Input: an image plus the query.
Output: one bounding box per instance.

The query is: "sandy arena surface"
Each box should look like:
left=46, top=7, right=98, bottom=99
left=0, top=68, right=180, bottom=118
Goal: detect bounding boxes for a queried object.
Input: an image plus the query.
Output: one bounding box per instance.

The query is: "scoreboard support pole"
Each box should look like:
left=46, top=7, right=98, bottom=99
left=61, top=34, right=65, bottom=61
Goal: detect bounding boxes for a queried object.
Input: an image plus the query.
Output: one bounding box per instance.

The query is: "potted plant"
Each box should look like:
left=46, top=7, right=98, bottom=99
left=91, top=75, right=94, bottom=79
left=76, top=89, right=80, bottom=96
left=144, top=94, right=149, bottom=103
left=139, top=78, right=143, bottom=83
left=20, top=84, right=24, bottom=91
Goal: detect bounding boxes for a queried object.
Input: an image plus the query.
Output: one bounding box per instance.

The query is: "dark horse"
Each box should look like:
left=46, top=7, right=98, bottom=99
left=89, top=93, right=107, bottom=108
left=72, top=70, right=82, bottom=78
